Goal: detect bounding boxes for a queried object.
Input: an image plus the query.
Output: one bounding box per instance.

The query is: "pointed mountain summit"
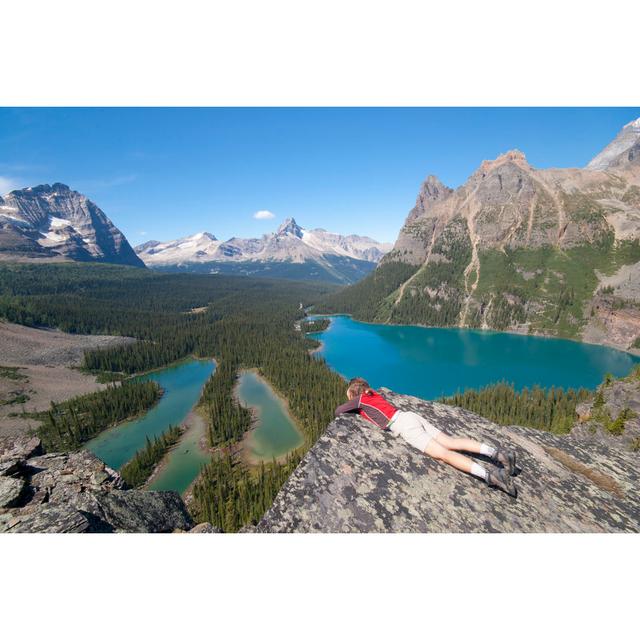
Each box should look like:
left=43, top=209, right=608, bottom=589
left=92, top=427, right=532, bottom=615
left=276, top=217, right=304, bottom=238
left=587, top=117, right=640, bottom=171
left=0, top=183, right=143, bottom=267
left=196, top=231, right=218, bottom=241
left=134, top=231, right=222, bottom=262
left=407, top=175, right=453, bottom=223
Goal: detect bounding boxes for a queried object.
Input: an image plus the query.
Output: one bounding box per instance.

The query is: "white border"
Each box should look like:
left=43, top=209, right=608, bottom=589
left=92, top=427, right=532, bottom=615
left=1, top=533, right=638, bottom=639
left=0, top=1, right=638, bottom=106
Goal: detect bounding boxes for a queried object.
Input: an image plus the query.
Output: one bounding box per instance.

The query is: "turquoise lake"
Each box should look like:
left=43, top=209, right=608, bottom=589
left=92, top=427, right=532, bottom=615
left=236, top=371, right=304, bottom=461
left=307, top=315, right=640, bottom=399
left=146, top=409, right=213, bottom=495
left=85, top=358, right=215, bottom=476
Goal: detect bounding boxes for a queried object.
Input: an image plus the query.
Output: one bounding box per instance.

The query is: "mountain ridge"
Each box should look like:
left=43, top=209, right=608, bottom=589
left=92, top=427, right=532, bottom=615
left=135, top=217, right=391, bottom=265
left=135, top=217, right=392, bottom=284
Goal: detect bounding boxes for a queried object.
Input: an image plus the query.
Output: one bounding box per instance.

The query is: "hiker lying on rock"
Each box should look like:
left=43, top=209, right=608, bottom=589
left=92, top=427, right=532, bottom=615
left=335, top=377, right=518, bottom=497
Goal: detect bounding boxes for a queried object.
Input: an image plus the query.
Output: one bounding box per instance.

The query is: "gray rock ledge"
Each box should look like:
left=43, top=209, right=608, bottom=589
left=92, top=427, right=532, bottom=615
left=0, top=436, right=194, bottom=533
left=257, top=390, right=640, bottom=533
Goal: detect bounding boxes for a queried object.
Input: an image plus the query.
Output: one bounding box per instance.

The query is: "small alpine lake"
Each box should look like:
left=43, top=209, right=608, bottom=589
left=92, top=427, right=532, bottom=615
left=85, top=357, right=215, bottom=492
left=236, top=370, right=304, bottom=462
left=307, top=315, right=640, bottom=399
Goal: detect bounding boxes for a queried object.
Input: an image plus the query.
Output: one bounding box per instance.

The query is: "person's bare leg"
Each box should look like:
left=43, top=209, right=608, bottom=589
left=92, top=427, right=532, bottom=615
left=435, top=432, right=484, bottom=454
left=435, top=432, right=516, bottom=476
left=424, top=439, right=482, bottom=475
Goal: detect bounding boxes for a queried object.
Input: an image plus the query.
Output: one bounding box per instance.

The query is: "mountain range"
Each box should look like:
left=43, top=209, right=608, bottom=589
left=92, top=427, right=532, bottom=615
left=135, top=218, right=392, bottom=284
left=0, top=184, right=391, bottom=284
left=319, top=116, right=640, bottom=351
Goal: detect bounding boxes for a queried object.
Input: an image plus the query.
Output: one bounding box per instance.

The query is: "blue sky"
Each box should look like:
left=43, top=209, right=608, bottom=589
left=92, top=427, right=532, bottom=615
left=0, top=107, right=638, bottom=244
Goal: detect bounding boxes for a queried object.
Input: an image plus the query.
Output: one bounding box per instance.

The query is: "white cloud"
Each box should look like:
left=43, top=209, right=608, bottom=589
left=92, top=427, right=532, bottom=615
left=253, top=209, right=275, bottom=220
left=138, top=230, right=148, bottom=236
left=0, top=175, right=21, bottom=194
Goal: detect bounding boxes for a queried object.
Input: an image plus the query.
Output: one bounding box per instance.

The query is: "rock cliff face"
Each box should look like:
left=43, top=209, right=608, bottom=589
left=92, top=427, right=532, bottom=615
left=0, top=436, right=195, bottom=533
left=330, top=117, right=640, bottom=349
left=257, top=390, right=640, bottom=533
left=0, top=183, right=144, bottom=267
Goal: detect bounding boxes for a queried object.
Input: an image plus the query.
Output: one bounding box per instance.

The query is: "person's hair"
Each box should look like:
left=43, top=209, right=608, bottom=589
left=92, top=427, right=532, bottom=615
left=347, top=377, right=372, bottom=397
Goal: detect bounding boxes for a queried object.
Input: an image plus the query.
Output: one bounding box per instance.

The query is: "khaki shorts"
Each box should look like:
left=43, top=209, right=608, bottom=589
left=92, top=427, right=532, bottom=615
left=388, top=411, right=442, bottom=452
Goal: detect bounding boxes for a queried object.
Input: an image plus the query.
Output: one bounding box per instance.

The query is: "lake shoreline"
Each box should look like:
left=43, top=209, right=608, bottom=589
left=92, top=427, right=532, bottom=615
left=307, top=343, right=324, bottom=356
left=123, top=354, right=215, bottom=379
left=83, top=359, right=215, bottom=458
left=306, top=312, right=640, bottom=357
left=143, top=408, right=209, bottom=492
left=234, top=368, right=305, bottom=466
left=303, top=314, right=640, bottom=399
left=85, top=357, right=216, bottom=479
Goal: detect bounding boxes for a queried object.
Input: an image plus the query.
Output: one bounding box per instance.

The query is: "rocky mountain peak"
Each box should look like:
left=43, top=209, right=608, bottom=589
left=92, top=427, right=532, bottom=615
left=420, top=174, right=452, bottom=202
left=16, top=183, right=72, bottom=197
left=407, top=175, right=453, bottom=222
left=14, top=182, right=73, bottom=200
left=477, top=149, right=530, bottom=175
left=0, top=183, right=144, bottom=267
left=135, top=239, right=161, bottom=252
left=276, top=217, right=303, bottom=238
left=587, top=115, right=640, bottom=171
left=625, top=117, right=640, bottom=131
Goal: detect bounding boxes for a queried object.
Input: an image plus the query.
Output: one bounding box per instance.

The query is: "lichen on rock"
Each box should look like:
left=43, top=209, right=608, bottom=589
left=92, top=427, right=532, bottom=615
left=257, top=390, right=640, bottom=533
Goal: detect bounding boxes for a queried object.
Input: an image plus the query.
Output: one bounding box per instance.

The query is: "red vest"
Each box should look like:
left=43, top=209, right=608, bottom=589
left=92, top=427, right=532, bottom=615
left=357, top=390, right=399, bottom=429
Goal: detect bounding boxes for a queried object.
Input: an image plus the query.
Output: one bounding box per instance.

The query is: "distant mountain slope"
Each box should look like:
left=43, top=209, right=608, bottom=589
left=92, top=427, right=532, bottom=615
left=136, top=218, right=392, bottom=285
left=317, top=117, right=640, bottom=350
left=0, top=183, right=144, bottom=267
left=586, top=117, right=640, bottom=171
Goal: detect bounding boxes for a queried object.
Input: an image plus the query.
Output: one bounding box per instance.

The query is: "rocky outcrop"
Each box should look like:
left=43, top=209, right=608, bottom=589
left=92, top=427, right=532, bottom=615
left=0, top=436, right=195, bottom=533
left=0, top=183, right=144, bottom=267
left=187, top=522, right=223, bottom=533
left=571, top=372, right=640, bottom=453
left=257, top=390, right=640, bottom=533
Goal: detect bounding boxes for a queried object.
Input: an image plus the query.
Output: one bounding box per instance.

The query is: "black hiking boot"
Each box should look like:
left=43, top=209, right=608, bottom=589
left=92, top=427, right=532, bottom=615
left=494, top=446, right=517, bottom=476
left=486, top=467, right=517, bottom=498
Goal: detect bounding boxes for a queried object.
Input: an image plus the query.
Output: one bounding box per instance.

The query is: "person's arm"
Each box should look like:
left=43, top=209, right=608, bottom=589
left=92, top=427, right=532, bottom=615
left=335, top=396, right=360, bottom=417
